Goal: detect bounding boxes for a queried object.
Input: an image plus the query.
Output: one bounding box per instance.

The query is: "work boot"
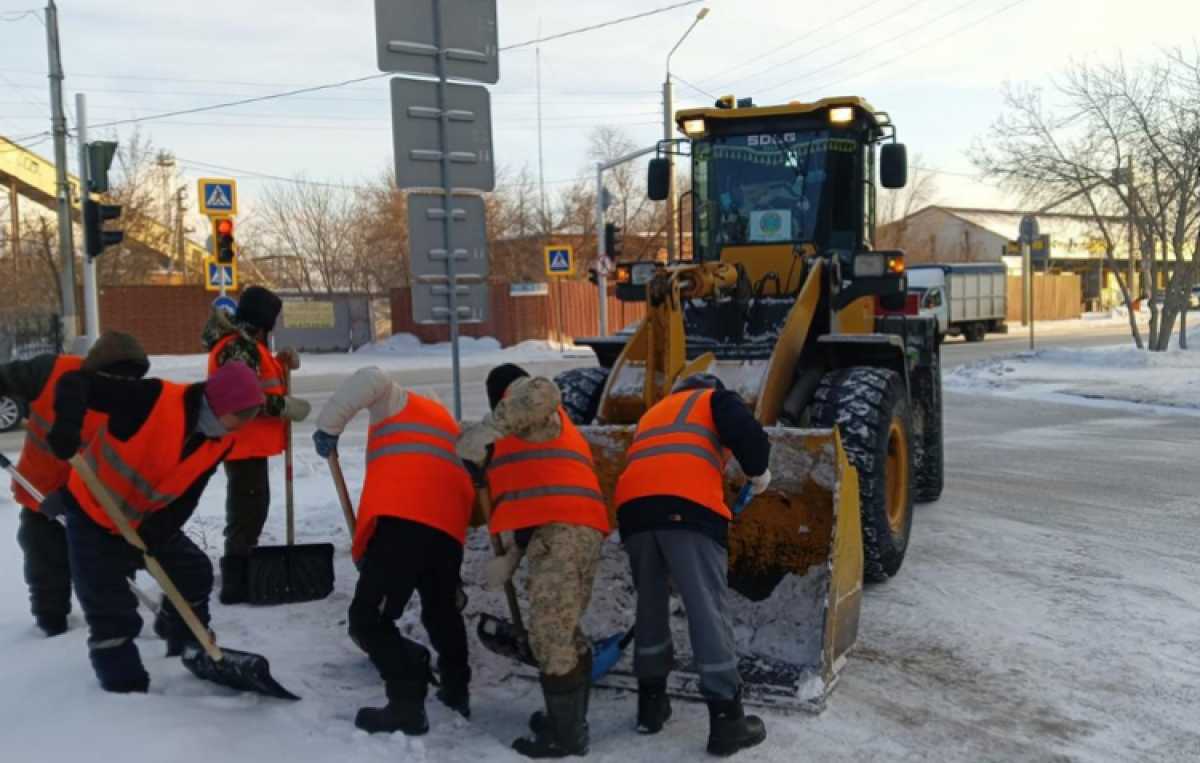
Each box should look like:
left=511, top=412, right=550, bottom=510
left=636, top=678, right=672, bottom=734
left=355, top=680, right=429, bottom=736
left=35, top=613, right=68, bottom=638
left=705, top=689, right=766, bottom=757
left=218, top=556, right=248, bottom=605
left=513, top=663, right=590, bottom=759
left=435, top=660, right=471, bottom=719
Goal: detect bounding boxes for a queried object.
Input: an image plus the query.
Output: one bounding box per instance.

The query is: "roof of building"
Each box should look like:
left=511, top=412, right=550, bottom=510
left=903, top=205, right=1132, bottom=260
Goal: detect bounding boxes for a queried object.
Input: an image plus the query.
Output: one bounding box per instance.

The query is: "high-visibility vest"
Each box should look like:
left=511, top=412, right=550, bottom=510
left=207, top=334, right=286, bottom=460
left=68, top=382, right=232, bottom=533
left=12, top=355, right=105, bottom=512
left=353, top=393, right=475, bottom=561
left=614, top=389, right=730, bottom=519
left=487, top=409, right=610, bottom=536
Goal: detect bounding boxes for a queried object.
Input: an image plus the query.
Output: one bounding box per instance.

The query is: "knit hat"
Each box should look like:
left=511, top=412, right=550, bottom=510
left=205, top=361, right=264, bottom=417
left=235, top=286, right=283, bottom=333
left=672, top=372, right=725, bottom=393
left=82, top=331, right=150, bottom=379
left=486, top=363, right=530, bottom=411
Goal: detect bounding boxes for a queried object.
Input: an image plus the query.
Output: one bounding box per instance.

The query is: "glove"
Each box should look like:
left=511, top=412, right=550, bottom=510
left=282, top=396, right=312, bottom=422
left=313, top=430, right=339, bottom=458
left=748, top=468, right=772, bottom=496
left=48, top=426, right=81, bottom=461
left=484, top=550, right=523, bottom=592
left=276, top=348, right=301, bottom=371
left=456, top=422, right=500, bottom=465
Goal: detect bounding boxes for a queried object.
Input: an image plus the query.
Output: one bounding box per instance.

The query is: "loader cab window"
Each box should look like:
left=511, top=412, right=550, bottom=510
left=692, top=130, right=860, bottom=262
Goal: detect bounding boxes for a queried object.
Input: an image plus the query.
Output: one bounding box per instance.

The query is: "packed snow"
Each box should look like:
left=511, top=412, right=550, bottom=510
left=946, top=342, right=1200, bottom=414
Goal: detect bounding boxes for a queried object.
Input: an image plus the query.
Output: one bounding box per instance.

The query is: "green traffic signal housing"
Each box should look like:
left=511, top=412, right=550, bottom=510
left=604, top=222, right=623, bottom=259
left=83, top=199, right=124, bottom=259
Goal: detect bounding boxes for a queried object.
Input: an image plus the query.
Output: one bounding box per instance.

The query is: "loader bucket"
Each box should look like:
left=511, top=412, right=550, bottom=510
left=579, top=425, right=863, bottom=712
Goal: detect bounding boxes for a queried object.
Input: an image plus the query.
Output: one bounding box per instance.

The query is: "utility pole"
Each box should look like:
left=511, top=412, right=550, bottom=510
left=175, top=186, right=187, bottom=273
left=664, top=7, right=709, bottom=262
left=45, top=0, right=77, bottom=344
left=76, top=93, right=100, bottom=344
left=536, top=42, right=547, bottom=231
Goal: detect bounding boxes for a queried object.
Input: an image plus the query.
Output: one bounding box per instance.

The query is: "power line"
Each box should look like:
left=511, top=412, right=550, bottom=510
left=672, top=74, right=717, bottom=102
left=499, top=1, right=703, bottom=51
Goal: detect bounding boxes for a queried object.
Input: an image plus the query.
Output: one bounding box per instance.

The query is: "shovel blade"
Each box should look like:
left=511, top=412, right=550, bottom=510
left=246, top=543, right=335, bottom=605
left=181, top=643, right=300, bottom=701
left=476, top=612, right=537, bottom=669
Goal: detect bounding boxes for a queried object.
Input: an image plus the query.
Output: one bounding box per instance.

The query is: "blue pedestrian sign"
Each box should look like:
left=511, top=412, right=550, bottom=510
left=198, top=177, right=238, bottom=216
left=212, top=295, right=238, bottom=315
left=204, top=257, right=239, bottom=292
left=544, top=245, right=575, bottom=277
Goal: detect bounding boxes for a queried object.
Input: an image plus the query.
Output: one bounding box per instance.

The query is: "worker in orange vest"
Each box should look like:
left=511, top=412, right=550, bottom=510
left=311, top=367, right=474, bottom=735
left=202, top=286, right=311, bottom=604
left=0, top=331, right=149, bottom=636
left=43, top=361, right=263, bottom=693
left=614, top=373, right=771, bottom=757
left=457, top=363, right=610, bottom=759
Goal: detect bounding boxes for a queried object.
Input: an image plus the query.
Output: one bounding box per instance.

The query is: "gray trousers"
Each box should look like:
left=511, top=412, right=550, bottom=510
left=625, top=529, right=740, bottom=701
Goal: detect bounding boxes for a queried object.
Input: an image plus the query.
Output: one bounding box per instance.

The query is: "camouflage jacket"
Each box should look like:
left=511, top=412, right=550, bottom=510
left=456, top=376, right=562, bottom=465
left=200, top=309, right=287, bottom=417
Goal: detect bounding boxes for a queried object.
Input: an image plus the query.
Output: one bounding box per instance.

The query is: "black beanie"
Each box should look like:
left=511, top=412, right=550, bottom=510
left=235, top=286, right=283, bottom=333
left=486, top=363, right=530, bottom=411
left=82, top=331, right=150, bottom=378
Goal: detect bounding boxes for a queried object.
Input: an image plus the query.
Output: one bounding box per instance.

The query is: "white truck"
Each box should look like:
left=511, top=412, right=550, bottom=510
left=907, top=263, right=1007, bottom=342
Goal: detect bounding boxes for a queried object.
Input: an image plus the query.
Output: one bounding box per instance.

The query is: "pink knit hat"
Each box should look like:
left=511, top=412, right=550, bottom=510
left=205, top=361, right=265, bottom=417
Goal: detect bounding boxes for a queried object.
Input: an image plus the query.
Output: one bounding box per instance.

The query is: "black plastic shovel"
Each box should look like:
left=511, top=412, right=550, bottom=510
left=69, top=454, right=300, bottom=701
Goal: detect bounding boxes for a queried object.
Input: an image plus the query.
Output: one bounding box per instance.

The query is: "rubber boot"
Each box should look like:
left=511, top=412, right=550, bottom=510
left=514, top=660, right=590, bottom=759
left=435, top=660, right=471, bottom=719
left=705, top=689, right=766, bottom=757
left=636, top=678, right=672, bottom=734
left=218, top=556, right=248, bottom=605
left=355, top=680, right=429, bottom=736
left=36, top=613, right=68, bottom=638
left=529, top=650, right=591, bottom=737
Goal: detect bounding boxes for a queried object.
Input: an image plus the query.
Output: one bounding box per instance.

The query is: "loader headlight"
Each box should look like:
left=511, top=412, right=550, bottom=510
left=853, top=253, right=886, bottom=278
left=615, top=265, right=631, bottom=284
left=682, top=118, right=706, bottom=136
left=886, top=253, right=905, bottom=274
left=630, top=262, right=657, bottom=286
left=829, top=106, right=855, bottom=124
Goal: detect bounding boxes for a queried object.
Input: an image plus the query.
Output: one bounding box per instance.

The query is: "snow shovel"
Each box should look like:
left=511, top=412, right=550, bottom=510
left=247, top=367, right=335, bottom=605
left=473, top=483, right=537, bottom=667
left=68, top=454, right=300, bottom=701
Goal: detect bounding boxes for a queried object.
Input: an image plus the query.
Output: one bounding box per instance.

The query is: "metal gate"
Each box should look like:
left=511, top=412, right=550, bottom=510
left=0, top=310, right=62, bottom=362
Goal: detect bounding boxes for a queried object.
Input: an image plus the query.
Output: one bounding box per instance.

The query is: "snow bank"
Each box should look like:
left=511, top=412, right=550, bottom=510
left=946, top=342, right=1200, bottom=413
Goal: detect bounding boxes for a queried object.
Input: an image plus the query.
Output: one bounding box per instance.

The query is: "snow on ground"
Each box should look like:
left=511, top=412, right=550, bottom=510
left=946, top=342, right=1200, bottom=415
left=149, top=334, right=595, bottom=383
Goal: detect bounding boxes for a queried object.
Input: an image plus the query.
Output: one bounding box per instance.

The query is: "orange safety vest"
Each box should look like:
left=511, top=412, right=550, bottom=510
left=353, top=393, right=475, bottom=561
left=487, top=409, right=610, bottom=536
left=68, top=382, right=232, bottom=533
left=207, top=334, right=286, bottom=460
left=614, top=389, right=730, bottom=519
left=13, top=355, right=106, bottom=512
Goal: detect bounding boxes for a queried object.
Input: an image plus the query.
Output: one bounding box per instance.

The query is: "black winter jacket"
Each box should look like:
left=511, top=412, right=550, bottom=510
left=617, top=388, right=770, bottom=547
left=0, top=353, right=61, bottom=403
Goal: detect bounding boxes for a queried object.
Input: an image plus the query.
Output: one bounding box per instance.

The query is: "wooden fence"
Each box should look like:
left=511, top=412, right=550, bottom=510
left=1007, top=274, right=1082, bottom=322
left=390, top=281, right=645, bottom=346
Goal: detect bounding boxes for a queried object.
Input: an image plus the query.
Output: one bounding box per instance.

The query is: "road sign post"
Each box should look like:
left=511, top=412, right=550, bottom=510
left=377, top=0, right=498, bottom=418
left=545, top=245, right=574, bottom=350
left=1019, top=214, right=1039, bottom=351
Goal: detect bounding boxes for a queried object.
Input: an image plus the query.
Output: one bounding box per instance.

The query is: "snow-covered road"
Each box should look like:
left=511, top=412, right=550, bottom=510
left=1, top=334, right=1197, bottom=762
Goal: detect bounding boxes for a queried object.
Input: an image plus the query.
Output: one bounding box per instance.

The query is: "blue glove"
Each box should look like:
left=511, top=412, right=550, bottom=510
left=313, top=430, right=339, bottom=459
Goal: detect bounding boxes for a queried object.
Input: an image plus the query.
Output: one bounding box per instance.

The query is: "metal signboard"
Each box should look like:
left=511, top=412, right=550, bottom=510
left=1019, top=214, right=1040, bottom=244
left=391, top=78, right=495, bottom=191
left=545, top=245, right=575, bottom=277
left=212, top=295, right=237, bottom=315
left=408, top=193, right=489, bottom=278
left=375, top=0, right=499, bottom=84
left=198, top=178, right=237, bottom=216
left=411, top=277, right=487, bottom=324
left=204, top=257, right=238, bottom=292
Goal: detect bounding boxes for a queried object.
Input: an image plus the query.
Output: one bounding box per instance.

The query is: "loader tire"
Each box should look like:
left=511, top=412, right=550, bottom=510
left=554, top=367, right=610, bottom=425
left=911, top=349, right=944, bottom=504
left=810, top=367, right=914, bottom=583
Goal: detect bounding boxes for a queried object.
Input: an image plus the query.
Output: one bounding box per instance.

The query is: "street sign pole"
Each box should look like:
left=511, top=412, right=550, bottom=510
left=1019, top=214, right=1039, bottom=351
left=76, top=93, right=100, bottom=345
left=595, top=162, right=607, bottom=337
left=432, top=0, right=463, bottom=419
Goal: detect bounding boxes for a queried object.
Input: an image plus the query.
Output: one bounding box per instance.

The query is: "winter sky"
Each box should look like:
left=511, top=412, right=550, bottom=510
left=2, top=0, right=1199, bottom=217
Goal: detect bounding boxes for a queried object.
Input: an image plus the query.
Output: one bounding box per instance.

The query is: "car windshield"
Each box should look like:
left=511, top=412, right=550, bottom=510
left=692, top=129, right=859, bottom=261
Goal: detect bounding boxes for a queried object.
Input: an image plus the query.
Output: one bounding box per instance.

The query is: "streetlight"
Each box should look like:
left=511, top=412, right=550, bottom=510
left=664, top=6, right=709, bottom=261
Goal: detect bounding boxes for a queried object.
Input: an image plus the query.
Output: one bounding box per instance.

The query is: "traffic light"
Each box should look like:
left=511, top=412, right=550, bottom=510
left=213, top=217, right=236, bottom=264
left=83, top=199, right=124, bottom=259
left=604, top=222, right=623, bottom=259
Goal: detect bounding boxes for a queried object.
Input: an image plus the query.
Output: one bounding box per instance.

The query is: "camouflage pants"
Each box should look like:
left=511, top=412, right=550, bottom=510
left=525, top=523, right=604, bottom=676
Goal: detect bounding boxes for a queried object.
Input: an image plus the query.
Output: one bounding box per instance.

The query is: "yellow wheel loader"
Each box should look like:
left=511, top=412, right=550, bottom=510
left=558, top=96, right=944, bottom=710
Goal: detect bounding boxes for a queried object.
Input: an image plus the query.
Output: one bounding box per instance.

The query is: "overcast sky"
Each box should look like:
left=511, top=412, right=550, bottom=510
left=3, top=0, right=1199, bottom=221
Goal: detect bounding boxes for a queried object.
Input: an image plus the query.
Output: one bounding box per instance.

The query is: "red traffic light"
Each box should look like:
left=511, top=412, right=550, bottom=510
left=213, top=217, right=236, bottom=263
left=216, top=218, right=234, bottom=236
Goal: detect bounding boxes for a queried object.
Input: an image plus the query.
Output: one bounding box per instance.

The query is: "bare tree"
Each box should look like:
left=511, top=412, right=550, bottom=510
left=973, top=53, right=1200, bottom=350
left=876, top=156, right=940, bottom=255
left=253, top=178, right=361, bottom=294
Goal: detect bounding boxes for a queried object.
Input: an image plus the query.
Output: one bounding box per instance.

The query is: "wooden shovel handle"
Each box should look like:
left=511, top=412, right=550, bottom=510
left=328, top=452, right=357, bottom=537
left=477, top=485, right=526, bottom=637
left=69, top=454, right=224, bottom=662
left=284, top=367, right=295, bottom=547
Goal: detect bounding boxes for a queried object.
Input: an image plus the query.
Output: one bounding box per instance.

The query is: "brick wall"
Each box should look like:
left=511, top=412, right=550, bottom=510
left=98, top=285, right=216, bottom=354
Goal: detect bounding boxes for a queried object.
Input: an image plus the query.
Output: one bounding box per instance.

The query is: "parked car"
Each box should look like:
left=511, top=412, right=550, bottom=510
left=0, top=393, right=26, bottom=434
left=1190, top=286, right=1200, bottom=309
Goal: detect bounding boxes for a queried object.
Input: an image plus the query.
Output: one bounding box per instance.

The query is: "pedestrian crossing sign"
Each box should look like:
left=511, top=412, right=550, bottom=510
left=545, top=245, right=574, bottom=277
left=204, top=257, right=239, bottom=292
left=198, top=178, right=238, bottom=216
